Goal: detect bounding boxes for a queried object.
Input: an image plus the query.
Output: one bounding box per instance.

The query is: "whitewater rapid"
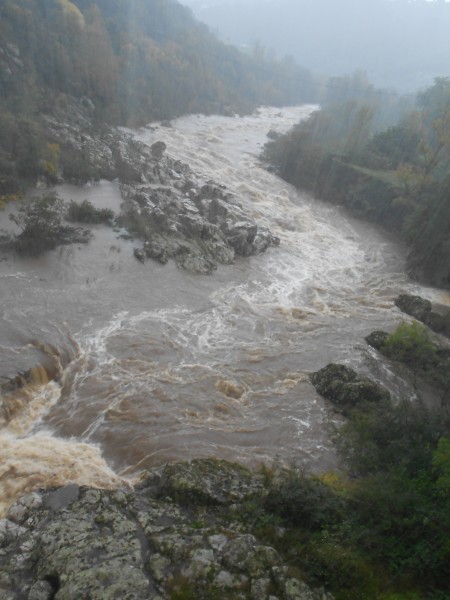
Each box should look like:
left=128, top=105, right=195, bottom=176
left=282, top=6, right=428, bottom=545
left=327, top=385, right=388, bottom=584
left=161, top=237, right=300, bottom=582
left=0, top=105, right=446, bottom=515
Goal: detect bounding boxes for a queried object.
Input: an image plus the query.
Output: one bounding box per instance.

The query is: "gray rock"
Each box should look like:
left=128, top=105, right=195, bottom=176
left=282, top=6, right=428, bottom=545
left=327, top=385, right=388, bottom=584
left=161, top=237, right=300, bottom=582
left=151, top=141, right=167, bottom=161
left=7, top=492, right=43, bottom=525
left=159, top=459, right=264, bottom=506
left=28, top=580, right=54, bottom=600
left=365, top=330, right=390, bottom=350
left=311, top=363, right=390, bottom=414
left=43, top=484, right=80, bottom=510
left=0, top=519, right=28, bottom=546
left=395, top=294, right=450, bottom=338
left=134, top=248, right=146, bottom=262
left=182, top=548, right=217, bottom=579
left=208, top=533, right=228, bottom=552
left=0, top=460, right=334, bottom=599
left=272, top=566, right=334, bottom=600
left=251, top=578, right=272, bottom=599
left=222, top=534, right=257, bottom=570
left=395, top=294, right=432, bottom=322
left=214, top=570, right=249, bottom=590
left=148, top=553, right=172, bottom=583
left=176, top=253, right=217, bottom=275
left=144, top=241, right=169, bottom=265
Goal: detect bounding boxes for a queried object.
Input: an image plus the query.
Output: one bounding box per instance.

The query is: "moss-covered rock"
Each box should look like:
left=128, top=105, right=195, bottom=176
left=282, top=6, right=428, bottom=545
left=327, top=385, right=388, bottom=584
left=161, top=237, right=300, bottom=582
left=395, top=293, right=450, bottom=338
left=0, top=459, right=333, bottom=600
left=158, top=458, right=264, bottom=506
left=364, top=330, right=390, bottom=350
left=394, top=294, right=432, bottom=322
left=310, top=363, right=390, bottom=414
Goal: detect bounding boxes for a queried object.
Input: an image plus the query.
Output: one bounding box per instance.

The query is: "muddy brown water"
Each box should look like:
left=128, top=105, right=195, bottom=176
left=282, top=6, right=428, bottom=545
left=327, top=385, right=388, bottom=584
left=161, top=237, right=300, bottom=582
left=1, top=105, right=447, bottom=515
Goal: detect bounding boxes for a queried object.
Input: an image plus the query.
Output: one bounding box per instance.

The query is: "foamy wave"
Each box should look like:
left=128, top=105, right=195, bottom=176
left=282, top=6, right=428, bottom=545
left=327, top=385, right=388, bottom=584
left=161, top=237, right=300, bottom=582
left=0, top=432, right=127, bottom=517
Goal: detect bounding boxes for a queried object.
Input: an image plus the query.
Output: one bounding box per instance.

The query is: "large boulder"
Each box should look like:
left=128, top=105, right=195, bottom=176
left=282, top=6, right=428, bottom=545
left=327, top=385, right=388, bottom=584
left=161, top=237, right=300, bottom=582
left=0, top=459, right=334, bottom=600
left=150, top=141, right=166, bottom=161
left=394, top=294, right=432, bottom=322
left=395, top=294, right=450, bottom=338
left=157, top=458, right=264, bottom=505
left=310, top=364, right=390, bottom=414
left=365, top=330, right=390, bottom=350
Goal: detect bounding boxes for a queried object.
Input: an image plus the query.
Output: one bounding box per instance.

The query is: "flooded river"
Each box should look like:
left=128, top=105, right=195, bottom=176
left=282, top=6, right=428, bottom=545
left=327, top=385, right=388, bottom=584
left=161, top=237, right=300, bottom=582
left=0, top=105, right=446, bottom=514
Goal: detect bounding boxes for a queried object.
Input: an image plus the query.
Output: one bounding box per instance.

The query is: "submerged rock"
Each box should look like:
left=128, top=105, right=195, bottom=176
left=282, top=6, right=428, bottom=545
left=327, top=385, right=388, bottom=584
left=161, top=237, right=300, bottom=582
left=151, top=141, right=167, bottom=161
left=310, top=363, right=390, bottom=414
left=0, top=459, right=334, bottom=600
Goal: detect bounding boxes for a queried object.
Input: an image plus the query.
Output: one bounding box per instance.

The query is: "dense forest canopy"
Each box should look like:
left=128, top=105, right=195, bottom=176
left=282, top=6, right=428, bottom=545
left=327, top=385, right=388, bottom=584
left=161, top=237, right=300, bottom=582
left=263, top=76, right=450, bottom=288
left=0, top=0, right=317, bottom=196
left=0, top=0, right=317, bottom=122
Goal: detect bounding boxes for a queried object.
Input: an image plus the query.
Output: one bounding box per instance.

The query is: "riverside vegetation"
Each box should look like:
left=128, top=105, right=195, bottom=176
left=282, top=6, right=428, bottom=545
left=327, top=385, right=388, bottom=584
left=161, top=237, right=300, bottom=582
left=1, top=298, right=449, bottom=600
left=1, top=2, right=450, bottom=599
left=0, top=0, right=317, bottom=204
left=263, top=75, right=450, bottom=289
left=260, top=70, right=450, bottom=595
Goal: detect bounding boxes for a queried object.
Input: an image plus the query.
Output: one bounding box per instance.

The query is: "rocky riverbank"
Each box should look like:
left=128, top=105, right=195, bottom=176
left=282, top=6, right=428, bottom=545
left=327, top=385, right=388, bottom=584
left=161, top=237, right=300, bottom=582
left=37, top=99, right=280, bottom=275
left=0, top=459, right=332, bottom=600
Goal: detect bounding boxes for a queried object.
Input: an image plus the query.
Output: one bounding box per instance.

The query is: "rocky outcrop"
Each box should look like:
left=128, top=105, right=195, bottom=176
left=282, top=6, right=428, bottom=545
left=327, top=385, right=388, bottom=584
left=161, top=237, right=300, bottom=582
left=42, top=97, right=279, bottom=274
left=120, top=174, right=279, bottom=274
left=0, top=459, right=333, bottom=600
left=395, top=294, right=450, bottom=338
left=394, top=294, right=432, bottom=322
left=310, top=364, right=390, bottom=414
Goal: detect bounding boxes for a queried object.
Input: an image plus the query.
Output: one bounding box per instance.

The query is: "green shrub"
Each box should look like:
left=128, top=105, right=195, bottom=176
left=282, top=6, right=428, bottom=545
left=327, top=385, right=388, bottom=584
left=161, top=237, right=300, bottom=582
left=66, top=199, right=114, bottom=224
left=335, top=399, right=450, bottom=591
left=382, top=321, right=436, bottom=384
left=10, top=193, right=89, bottom=255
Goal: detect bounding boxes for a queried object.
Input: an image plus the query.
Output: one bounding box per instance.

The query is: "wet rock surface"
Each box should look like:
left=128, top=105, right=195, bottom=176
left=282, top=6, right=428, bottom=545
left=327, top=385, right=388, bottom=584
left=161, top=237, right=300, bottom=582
left=0, top=459, right=333, bottom=600
left=364, top=330, right=390, bottom=351
left=395, top=294, right=450, bottom=338
left=121, top=177, right=279, bottom=274
left=43, top=98, right=279, bottom=274
left=310, top=364, right=390, bottom=414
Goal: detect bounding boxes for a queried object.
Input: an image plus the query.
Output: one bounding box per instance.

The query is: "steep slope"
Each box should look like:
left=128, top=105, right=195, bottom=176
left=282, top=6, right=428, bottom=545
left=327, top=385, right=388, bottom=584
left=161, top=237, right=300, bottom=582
left=0, top=0, right=317, bottom=196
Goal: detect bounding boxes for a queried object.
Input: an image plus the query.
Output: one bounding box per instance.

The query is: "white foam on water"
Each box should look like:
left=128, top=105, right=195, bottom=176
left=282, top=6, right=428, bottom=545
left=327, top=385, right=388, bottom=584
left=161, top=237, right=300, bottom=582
left=1, top=103, right=445, bottom=511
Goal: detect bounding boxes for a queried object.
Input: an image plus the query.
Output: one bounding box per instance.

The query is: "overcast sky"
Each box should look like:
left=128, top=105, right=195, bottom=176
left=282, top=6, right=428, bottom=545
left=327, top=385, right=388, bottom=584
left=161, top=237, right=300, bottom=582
left=178, top=0, right=450, bottom=92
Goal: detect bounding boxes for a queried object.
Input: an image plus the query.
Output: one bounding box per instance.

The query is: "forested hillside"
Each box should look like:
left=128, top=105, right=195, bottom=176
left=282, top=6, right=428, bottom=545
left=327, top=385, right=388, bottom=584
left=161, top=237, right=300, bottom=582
left=0, top=0, right=316, bottom=197
left=264, top=76, right=450, bottom=289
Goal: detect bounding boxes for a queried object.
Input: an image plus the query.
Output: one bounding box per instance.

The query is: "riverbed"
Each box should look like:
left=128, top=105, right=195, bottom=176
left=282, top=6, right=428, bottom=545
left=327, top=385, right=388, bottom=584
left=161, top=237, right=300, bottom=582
left=0, top=105, right=446, bottom=515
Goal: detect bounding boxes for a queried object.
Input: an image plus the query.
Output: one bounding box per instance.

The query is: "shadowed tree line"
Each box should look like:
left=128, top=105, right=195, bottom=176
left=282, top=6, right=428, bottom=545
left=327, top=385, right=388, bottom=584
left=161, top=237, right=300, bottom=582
left=0, top=0, right=318, bottom=197
left=264, top=75, right=450, bottom=288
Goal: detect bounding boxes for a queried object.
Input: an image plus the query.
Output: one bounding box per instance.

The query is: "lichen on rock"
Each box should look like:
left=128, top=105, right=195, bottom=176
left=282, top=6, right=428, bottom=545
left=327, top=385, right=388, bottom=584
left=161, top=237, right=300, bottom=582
left=310, top=363, right=390, bottom=414
left=0, top=458, right=335, bottom=600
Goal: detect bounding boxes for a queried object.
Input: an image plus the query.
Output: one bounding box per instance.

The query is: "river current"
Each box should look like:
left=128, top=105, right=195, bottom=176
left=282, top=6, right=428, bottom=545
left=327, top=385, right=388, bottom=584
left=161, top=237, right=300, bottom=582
left=0, top=105, right=447, bottom=515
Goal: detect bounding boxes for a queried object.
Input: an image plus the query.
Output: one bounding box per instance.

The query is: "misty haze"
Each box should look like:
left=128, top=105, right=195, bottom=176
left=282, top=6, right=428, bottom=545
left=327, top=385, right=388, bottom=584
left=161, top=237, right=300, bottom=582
left=0, top=1, right=449, bottom=599
left=182, top=0, right=450, bottom=91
